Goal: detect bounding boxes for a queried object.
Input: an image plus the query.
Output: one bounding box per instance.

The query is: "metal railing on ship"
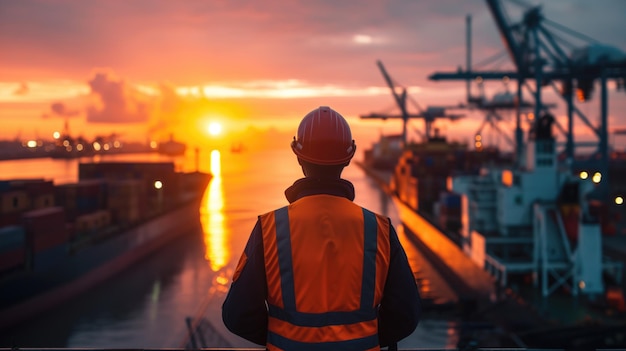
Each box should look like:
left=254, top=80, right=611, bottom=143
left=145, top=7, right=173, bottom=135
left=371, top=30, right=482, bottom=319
left=0, top=348, right=605, bottom=351
left=0, top=347, right=624, bottom=351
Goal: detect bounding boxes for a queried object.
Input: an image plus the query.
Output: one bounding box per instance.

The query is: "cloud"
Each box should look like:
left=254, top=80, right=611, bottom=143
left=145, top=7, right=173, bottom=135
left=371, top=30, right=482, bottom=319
left=50, top=102, right=79, bottom=117
left=86, top=71, right=151, bottom=123
left=13, top=82, right=29, bottom=95
left=1, top=0, right=623, bottom=88
left=159, top=83, right=183, bottom=114
left=147, top=83, right=185, bottom=134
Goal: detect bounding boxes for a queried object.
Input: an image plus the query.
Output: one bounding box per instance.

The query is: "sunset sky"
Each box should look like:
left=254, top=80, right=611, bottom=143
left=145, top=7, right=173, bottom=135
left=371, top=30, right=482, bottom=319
left=1, top=0, right=626, bottom=151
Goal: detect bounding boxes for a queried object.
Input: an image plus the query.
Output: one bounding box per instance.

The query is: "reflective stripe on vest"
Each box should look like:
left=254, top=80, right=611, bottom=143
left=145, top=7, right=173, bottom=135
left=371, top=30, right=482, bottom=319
left=261, top=195, right=390, bottom=351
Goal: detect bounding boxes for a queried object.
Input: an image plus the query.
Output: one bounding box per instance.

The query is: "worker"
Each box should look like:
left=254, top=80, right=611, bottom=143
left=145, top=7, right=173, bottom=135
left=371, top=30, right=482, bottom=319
left=222, top=106, right=421, bottom=350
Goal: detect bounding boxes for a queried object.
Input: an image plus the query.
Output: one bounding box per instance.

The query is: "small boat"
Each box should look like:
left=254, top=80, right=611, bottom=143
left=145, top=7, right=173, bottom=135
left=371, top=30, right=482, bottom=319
left=230, top=142, right=244, bottom=154
left=157, top=134, right=187, bottom=156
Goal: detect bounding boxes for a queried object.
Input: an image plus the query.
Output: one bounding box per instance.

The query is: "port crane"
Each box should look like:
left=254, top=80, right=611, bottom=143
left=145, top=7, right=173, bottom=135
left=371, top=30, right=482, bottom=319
left=426, top=0, right=625, bottom=298
left=361, top=60, right=464, bottom=146
left=429, top=0, right=626, bottom=195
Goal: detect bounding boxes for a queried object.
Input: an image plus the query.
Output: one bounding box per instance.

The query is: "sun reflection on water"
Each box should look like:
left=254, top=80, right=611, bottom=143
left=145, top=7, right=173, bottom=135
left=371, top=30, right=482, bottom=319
left=200, top=149, right=229, bottom=271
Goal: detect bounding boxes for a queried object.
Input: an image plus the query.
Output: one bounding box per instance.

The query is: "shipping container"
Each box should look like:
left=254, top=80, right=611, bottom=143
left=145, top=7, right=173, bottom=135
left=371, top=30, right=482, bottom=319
left=22, top=207, right=68, bottom=252
left=0, top=226, right=26, bottom=273
left=0, top=212, right=20, bottom=227
left=107, top=180, right=144, bottom=224
left=1, top=190, right=31, bottom=215
left=12, top=179, right=54, bottom=196
left=0, top=225, right=25, bottom=251
left=440, top=192, right=462, bottom=208
left=74, top=210, right=112, bottom=237
left=55, top=179, right=107, bottom=220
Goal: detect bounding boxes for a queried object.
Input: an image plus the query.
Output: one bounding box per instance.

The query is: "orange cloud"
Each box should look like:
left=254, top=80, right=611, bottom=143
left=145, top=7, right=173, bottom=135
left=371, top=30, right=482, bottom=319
left=86, top=71, right=151, bottom=124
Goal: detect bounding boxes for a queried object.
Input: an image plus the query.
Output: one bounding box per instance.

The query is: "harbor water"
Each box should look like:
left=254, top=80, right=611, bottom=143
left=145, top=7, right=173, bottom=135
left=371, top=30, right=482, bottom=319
left=0, top=148, right=458, bottom=349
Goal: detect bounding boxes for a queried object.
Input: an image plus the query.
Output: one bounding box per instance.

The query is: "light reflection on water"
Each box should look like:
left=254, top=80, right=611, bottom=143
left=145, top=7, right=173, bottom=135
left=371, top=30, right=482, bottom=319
left=200, top=150, right=229, bottom=272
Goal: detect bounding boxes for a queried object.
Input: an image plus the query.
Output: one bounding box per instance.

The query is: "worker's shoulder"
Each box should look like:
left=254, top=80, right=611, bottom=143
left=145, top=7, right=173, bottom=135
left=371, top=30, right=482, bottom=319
left=258, top=205, right=289, bottom=219
left=359, top=205, right=391, bottom=222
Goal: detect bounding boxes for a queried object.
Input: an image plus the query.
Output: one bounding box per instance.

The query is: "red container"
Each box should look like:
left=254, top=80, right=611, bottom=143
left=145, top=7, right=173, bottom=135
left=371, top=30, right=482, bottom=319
left=22, top=207, right=68, bottom=252
left=15, top=179, right=55, bottom=196
left=0, top=213, right=20, bottom=227
left=0, top=248, right=25, bottom=273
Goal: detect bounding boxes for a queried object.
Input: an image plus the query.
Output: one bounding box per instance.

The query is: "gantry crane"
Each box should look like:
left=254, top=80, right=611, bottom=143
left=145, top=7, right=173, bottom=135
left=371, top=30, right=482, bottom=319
left=361, top=60, right=464, bottom=146
left=429, top=0, right=626, bottom=197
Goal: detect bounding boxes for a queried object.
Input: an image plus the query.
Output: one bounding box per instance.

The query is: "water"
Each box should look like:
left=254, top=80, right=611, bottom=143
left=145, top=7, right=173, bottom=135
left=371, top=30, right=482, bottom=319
left=0, top=148, right=457, bottom=349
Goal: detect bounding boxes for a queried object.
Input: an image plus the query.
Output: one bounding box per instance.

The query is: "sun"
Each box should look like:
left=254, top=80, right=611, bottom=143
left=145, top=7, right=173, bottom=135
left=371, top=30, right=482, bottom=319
left=207, top=122, right=223, bottom=136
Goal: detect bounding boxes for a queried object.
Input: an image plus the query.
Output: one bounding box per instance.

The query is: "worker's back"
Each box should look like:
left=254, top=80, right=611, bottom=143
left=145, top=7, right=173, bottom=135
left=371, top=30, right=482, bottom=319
left=260, top=194, right=391, bottom=350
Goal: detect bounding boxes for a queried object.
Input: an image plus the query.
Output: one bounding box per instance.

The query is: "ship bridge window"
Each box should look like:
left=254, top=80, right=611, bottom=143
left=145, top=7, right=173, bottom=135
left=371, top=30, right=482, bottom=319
left=537, top=158, right=553, bottom=166
left=537, top=142, right=554, bottom=154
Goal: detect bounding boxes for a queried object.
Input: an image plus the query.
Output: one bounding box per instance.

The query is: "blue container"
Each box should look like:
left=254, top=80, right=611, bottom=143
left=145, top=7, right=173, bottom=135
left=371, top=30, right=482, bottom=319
left=0, top=225, right=26, bottom=252
left=441, top=192, right=461, bottom=208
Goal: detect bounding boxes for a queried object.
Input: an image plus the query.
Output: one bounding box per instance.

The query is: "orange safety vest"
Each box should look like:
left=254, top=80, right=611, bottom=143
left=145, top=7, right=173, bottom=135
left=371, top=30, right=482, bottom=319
left=260, top=194, right=391, bottom=351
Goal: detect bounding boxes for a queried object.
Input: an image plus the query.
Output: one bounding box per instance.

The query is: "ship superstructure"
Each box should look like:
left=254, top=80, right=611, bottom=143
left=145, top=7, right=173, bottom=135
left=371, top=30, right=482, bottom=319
left=451, top=114, right=623, bottom=297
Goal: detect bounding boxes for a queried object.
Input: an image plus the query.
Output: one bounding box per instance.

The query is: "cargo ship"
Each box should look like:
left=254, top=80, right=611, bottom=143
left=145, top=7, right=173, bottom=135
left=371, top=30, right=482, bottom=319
left=0, top=162, right=212, bottom=330
left=362, top=133, right=405, bottom=171
left=362, top=113, right=626, bottom=348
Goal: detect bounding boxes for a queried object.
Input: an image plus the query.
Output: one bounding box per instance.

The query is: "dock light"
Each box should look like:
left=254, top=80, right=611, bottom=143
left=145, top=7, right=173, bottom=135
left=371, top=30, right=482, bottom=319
left=474, top=135, right=483, bottom=150
left=592, top=172, right=602, bottom=184
left=216, top=275, right=229, bottom=285
left=63, top=140, right=70, bottom=147
left=576, top=79, right=594, bottom=102
left=93, top=142, right=101, bottom=151
left=53, top=131, right=60, bottom=139
left=616, top=196, right=624, bottom=205
left=155, top=180, right=164, bottom=210
left=579, top=171, right=588, bottom=180
left=150, top=141, right=158, bottom=149
left=103, top=143, right=110, bottom=151
left=76, top=144, right=83, bottom=151
left=27, top=140, right=37, bottom=148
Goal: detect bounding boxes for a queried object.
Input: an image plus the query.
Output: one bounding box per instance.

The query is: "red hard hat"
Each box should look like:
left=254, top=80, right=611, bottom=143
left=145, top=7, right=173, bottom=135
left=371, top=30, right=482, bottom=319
left=291, top=106, right=356, bottom=165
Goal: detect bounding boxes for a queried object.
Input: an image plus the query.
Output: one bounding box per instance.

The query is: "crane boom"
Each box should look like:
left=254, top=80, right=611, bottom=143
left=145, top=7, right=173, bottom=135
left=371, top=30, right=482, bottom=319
left=376, top=60, right=414, bottom=115
left=484, top=0, right=522, bottom=69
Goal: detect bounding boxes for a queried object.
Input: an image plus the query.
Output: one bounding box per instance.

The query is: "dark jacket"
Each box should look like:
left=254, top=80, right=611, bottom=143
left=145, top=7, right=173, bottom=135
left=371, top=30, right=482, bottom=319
left=222, top=177, right=421, bottom=347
